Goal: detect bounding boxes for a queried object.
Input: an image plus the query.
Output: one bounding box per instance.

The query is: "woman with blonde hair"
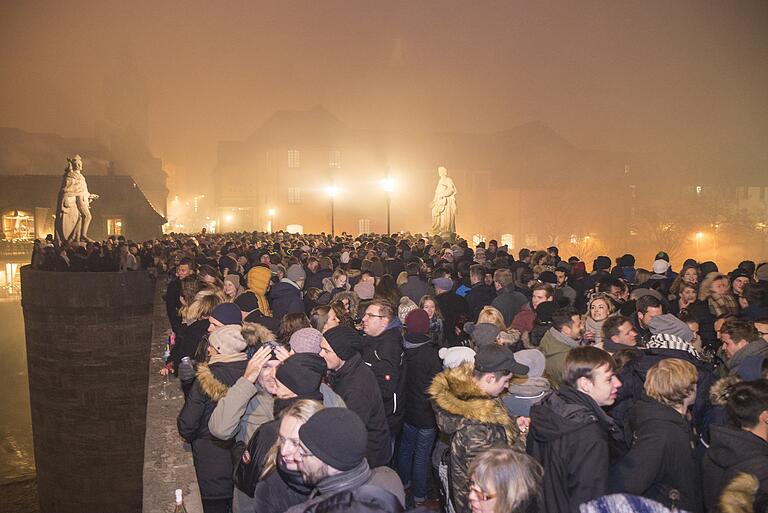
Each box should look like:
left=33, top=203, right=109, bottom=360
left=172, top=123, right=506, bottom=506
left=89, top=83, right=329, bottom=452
left=609, top=358, right=701, bottom=512
left=584, top=294, right=616, bottom=347
left=250, top=400, right=326, bottom=512
left=477, top=305, right=507, bottom=332
left=467, top=448, right=544, bottom=513
left=699, top=272, right=738, bottom=317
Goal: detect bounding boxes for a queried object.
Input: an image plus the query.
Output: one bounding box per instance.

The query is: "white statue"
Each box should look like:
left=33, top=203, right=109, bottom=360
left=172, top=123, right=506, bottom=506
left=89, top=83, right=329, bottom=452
left=430, top=166, right=457, bottom=235
left=55, top=155, right=99, bottom=243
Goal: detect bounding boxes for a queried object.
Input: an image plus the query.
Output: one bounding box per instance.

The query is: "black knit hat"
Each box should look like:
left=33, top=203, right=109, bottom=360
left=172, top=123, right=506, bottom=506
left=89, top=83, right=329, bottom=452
left=323, top=326, right=361, bottom=360
left=276, top=353, right=327, bottom=396
left=234, top=291, right=259, bottom=312
left=298, top=408, right=367, bottom=471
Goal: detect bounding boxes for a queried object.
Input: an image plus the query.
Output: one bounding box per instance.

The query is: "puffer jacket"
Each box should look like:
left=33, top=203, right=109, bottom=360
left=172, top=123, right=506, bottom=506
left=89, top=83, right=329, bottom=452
left=429, top=363, right=520, bottom=513
left=177, top=354, right=248, bottom=499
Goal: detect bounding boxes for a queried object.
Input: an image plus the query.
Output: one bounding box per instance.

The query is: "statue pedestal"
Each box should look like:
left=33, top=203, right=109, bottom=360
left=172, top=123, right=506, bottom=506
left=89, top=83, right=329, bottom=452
left=21, top=267, right=156, bottom=513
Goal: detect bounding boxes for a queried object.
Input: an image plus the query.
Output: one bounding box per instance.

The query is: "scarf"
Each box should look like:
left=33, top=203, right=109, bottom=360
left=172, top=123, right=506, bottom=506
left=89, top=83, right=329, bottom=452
left=646, top=333, right=701, bottom=360
left=548, top=326, right=581, bottom=349
left=312, top=459, right=371, bottom=498
left=708, top=294, right=738, bottom=317
left=403, top=333, right=431, bottom=350
left=584, top=316, right=607, bottom=345
left=208, top=352, right=248, bottom=365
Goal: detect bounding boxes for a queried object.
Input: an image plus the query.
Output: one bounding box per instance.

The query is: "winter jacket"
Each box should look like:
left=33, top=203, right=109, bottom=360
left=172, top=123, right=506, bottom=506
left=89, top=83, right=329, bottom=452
left=361, top=323, right=406, bottom=436
left=701, top=425, right=768, bottom=513
left=609, top=397, right=702, bottom=512
left=165, top=277, right=183, bottom=333
left=208, top=377, right=274, bottom=444
left=399, top=275, right=429, bottom=304
left=503, top=376, right=551, bottom=417
left=464, top=282, right=496, bottom=322
left=168, top=318, right=209, bottom=371
left=307, top=268, right=333, bottom=291
left=538, top=327, right=578, bottom=388
left=527, top=385, right=626, bottom=513
left=491, top=286, right=529, bottom=327
left=429, top=363, right=520, bottom=513
left=177, top=355, right=248, bottom=500
left=727, top=339, right=768, bottom=376
left=269, top=279, right=304, bottom=321
left=436, top=291, right=470, bottom=347
left=402, top=334, right=443, bottom=429
left=252, top=460, right=311, bottom=513
left=328, top=353, right=392, bottom=468
left=243, top=309, right=281, bottom=334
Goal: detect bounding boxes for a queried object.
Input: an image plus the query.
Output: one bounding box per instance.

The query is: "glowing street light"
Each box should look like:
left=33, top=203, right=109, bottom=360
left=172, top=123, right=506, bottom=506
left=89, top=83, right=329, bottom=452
left=326, top=186, right=339, bottom=236
left=224, top=213, right=234, bottom=223
left=695, top=231, right=704, bottom=240
left=267, top=208, right=276, bottom=233
left=380, top=178, right=395, bottom=234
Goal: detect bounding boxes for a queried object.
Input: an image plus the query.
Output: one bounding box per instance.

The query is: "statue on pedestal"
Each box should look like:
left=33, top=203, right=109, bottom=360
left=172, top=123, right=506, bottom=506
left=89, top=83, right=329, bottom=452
left=55, top=155, right=99, bottom=243
left=430, top=166, right=456, bottom=236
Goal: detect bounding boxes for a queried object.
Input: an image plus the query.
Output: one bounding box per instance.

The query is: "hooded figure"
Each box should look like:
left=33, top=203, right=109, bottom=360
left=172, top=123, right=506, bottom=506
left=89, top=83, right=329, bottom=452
left=246, top=265, right=273, bottom=316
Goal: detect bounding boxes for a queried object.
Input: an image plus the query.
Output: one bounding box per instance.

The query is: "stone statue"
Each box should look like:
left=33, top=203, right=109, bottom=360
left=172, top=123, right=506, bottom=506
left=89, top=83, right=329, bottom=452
left=55, top=155, right=99, bottom=243
left=430, top=166, right=457, bottom=235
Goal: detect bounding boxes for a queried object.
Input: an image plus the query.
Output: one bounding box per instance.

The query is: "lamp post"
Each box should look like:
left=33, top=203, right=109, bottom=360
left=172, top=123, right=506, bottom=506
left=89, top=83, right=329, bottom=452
left=381, top=177, right=394, bottom=235
left=267, top=208, right=276, bottom=233
left=326, top=186, right=338, bottom=236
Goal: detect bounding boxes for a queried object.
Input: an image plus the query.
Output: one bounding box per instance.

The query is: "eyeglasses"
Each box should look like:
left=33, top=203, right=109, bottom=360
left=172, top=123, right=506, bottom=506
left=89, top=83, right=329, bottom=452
left=468, top=481, right=496, bottom=502
left=363, top=312, right=387, bottom=319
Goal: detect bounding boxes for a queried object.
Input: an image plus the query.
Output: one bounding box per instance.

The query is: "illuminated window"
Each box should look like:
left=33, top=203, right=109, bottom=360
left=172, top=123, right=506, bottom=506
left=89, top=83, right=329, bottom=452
left=287, top=150, right=301, bottom=169
left=695, top=185, right=702, bottom=196
left=501, top=233, right=514, bottom=249
left=107, top=217, right=123, bottom=236
left=2, top=210, right=35, bottom=240
left=288, top=188, right=301, bottom=204
left=472, top=234, right=485, bottom=245
left=358, top=219, right=371, bottom=234
left=328, top=150, right=342, bottom=169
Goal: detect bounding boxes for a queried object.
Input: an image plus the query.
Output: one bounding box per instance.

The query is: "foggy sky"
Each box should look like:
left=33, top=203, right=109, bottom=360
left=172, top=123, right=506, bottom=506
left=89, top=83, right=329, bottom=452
left=1, top=0, right=767, bottom=194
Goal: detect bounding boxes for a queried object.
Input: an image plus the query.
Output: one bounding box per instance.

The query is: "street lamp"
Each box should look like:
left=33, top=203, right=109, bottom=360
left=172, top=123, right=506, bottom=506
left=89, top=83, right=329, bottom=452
left=381, top=178, right=395, bottom=234
left=326, top=186, right=339, bottom=236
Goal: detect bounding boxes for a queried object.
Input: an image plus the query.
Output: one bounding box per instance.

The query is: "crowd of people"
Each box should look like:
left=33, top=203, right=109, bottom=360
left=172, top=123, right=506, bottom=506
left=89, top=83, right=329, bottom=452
left=34, top=231, right=768, bottom=513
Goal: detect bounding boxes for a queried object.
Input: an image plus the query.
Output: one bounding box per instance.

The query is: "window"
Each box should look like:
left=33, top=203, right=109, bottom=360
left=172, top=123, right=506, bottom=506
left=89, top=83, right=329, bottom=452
left=107, top=217, right=123, bottom=236
left=358, top=219, right=371, bottom=234
left=328, top=150, right=341, bottom=169
left=287, top=150, right=300, bottom=169
left=501, top=233, right=514, bottom=250
left=472, top=234, right=485, bottom=245
left=288, top=188, right=301, bottom=204
left=695, top=185, right=703, bottom=196
left=2, top=210, right=35, bottom=240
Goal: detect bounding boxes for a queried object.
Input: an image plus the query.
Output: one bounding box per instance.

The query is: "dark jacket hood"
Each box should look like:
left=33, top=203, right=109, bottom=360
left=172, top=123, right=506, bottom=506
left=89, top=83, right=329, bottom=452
left=707, top=424, right=768, bottom=470
left=270, top=281, right=301, bottom=299
left=530, top=385, right=616, bottom=443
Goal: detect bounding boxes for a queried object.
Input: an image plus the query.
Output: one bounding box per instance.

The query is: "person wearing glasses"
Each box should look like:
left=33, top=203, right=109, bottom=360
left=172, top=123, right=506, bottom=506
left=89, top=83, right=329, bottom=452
left=284, top=408, right=405, bottom=513
left=467, top=448, right=544, bottom=513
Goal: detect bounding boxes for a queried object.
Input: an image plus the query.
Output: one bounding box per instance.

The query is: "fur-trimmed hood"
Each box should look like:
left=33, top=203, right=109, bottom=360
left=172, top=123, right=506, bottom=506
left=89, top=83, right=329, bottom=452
left=428, top=363, right=517, bottom=442
left=241, top=321, right=277, bottom=345
left=195, top=355, right=248, bottom=401
left=709, top=375, right=741, bottom=406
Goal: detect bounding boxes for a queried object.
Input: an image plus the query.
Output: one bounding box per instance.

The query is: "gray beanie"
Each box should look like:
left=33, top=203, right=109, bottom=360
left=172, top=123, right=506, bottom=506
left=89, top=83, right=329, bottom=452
left=513, top=349, right=546, bottom=378
left=469, top=323, right=501, bottom=347
left=286, top=263, right=306, bottom=283
left=648, top=314, right=694, bottom=343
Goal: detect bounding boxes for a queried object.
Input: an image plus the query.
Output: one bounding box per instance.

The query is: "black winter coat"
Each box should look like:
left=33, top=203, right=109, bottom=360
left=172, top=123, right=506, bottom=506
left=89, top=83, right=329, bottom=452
left=306, top=268, right=333, bottom=291
left=701, top=425, right=768, bottom=512
left=402, top=335, right=442, bottom=429
left=168, top=319, right=209, bottom=371
left=436, top=291, right=469, bottom=347
left=165, top=277, right=183, bottom=333
left=177, top=358, right=248, bottom=500
left=328, top=354, right=391, bottom=467
left=399, top=276, right=429, bottom=304
left=610, top=397, right=702, bottom=512
left=361, top=326, right=406, bottom=436
left=527, top=385, right=626, bottom=513
left=269, top=281, right=304, bottom=321
left=464, top=282, right=496, bottom=322
left=253, top=462, right=311, bottom=513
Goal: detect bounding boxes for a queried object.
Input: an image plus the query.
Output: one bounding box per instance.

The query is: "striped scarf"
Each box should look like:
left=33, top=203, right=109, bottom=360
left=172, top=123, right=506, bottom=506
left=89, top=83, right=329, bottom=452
left=646, top=333, right=701, bottom=360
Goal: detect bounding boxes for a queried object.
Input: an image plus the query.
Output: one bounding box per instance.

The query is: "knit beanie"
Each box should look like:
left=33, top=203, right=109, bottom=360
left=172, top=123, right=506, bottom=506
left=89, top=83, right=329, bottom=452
left=405, top=309, right=430, bottom=335
left=210, top=303, right=243, bottom=326
left=470, top=323, right=501, bottom=347
left=648, top=314, right=694, bottom=343
left=438, top=346, right=476, bottom=369
left=513, top=349, right=546, bottom=378
left=224, top=273, right=241, bottom=289
left=398, top=296, right=418, bottom=323
left=323, top=325, right=361, bottom=360
left=298, top=408, right=367, bottom=471
left=290, top=327, right=323, bottom=354
left=354, top=282, right=375, bottom=300
left=209, top=325, right=247, bottom=355
left=286, top=263, right=306, bottom=283
left=432, top=277, right=453, bottom=291
left=535, top=301, right=557, bottom=323
left=276, top=353, right=327, bottom=396
left=652, top=259, right=670, bottom=275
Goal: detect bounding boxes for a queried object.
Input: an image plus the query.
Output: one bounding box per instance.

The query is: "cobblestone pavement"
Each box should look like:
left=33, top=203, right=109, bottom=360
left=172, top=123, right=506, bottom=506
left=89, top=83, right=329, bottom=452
left=143, top=278, right=202, bottom=513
